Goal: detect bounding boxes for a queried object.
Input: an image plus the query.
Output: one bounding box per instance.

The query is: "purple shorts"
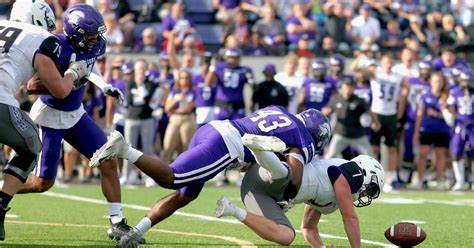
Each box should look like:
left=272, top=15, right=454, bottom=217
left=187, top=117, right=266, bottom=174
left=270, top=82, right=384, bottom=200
left=171, top=123, right=237, bottom=198
left=34, top=114, right=107, bottom=180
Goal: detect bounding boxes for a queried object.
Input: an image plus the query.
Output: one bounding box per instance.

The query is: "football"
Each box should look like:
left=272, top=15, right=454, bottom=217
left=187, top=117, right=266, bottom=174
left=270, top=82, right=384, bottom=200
left=384, top=222, right=426, bottom=246
left=27, top=73, right=51, bottom=95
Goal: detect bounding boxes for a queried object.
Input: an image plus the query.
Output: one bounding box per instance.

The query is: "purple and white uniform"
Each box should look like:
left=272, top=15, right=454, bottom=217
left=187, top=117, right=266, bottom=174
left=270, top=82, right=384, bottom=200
left=213, top=62, right=254, bottom=120
left=170, top=106, right=316, bottom=198
left=403, top=77, right=431, bottom=161
left=29, top=34, right=106, bottom=180
left=448, top=86, right=474, bottom=158
left=301, top=77, right=336, bottom=111
left=193, top=73, right=216, bottom=125
left=433, top=58, right=470, bottom=87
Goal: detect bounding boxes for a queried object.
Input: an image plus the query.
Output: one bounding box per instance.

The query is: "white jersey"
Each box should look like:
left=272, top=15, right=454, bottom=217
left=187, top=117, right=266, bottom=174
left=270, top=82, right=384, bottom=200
left=370, top=67, right=403, bottom=115
left=0, top=20, right=58, bottom=107
left=392, top=63, right=419, bottom=79
left=274, top=72, right=304, bottom=115
left=292, top=158, right=360, bottom=215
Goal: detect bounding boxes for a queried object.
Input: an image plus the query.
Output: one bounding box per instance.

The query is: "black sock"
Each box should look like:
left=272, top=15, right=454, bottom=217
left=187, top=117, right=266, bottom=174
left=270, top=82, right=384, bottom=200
left=0, top=191, right=12, bottom=209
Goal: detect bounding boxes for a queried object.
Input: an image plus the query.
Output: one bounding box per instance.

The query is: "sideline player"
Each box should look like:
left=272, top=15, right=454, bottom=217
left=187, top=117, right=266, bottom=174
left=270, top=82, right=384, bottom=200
left=216, top=136, right=384, bottom=247
left=0, top=0, right=90, bottom=240
left=90, top=106, right=331, bottom=247
left=16, top=4, right=131, bottom=242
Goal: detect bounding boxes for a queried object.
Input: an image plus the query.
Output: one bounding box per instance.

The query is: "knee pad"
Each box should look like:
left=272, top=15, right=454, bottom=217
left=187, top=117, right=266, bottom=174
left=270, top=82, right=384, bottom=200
left=4, top=153, right=37, bottom=183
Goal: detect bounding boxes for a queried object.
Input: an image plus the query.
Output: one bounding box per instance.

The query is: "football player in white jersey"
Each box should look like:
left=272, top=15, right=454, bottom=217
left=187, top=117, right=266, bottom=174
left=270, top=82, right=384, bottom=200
left=0, top=0, right=89, bottom=240
left=215, top=134, right=384, bottom=247
left=365, top=54, right=403, bottom=190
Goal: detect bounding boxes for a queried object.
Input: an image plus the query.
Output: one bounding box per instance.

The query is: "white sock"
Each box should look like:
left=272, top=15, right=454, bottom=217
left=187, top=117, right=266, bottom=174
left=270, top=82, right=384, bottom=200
left=134, top=217, right=152, bottom=236
left=108, top=202, right=124, bottom=224
left=453, top=160, right=465, bottom=185
left=391, top=171, right=398, bottom=182
left=233, top=205, right=247, bottom=222
left=126, top=147, right=143, bottom=164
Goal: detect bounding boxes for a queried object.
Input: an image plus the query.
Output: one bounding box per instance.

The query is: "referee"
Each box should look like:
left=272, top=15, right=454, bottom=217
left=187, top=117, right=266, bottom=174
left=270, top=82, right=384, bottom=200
left=322, top=77, right=380, bottom=158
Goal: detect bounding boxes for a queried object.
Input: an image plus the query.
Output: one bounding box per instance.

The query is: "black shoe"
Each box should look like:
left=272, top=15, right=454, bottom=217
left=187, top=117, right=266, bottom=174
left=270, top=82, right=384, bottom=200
left=107, top=218, right=145, bottom=244
left=0, top=206, right=10, bottom=241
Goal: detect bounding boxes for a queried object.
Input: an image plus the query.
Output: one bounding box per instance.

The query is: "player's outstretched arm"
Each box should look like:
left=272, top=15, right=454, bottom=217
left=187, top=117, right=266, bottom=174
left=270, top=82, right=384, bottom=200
left=34, top=53, right=74, bottom=99
left=334, top=176, right=361, bottom=248
left=301, top=204, right=324, bottom=248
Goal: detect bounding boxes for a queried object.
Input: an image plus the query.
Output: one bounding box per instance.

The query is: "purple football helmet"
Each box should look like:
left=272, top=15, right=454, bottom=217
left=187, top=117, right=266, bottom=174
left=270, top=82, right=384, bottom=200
left=329, top=54, right=345, bottom=74
left=296, top=109, right=332, bottom=154
left=63, top=4, right=106, bottom=53
left=312, top=59, right=327, bottom=80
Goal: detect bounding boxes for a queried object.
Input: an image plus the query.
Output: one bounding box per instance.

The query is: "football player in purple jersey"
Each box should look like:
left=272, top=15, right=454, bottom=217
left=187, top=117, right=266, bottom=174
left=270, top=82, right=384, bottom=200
left=298, top=59, right=337, bottom=112
left=90, top=106, right=332, bottom=247
left=443, top=70, right=474, bottom=191
left=17, top=4, right=134, bottom=242
left=205, top=48, right=254, bottom=120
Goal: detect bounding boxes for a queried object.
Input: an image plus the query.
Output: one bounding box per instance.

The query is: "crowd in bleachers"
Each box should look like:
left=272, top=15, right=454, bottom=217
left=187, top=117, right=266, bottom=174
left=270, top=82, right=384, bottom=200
left=0, top=0, right=473, bottom=191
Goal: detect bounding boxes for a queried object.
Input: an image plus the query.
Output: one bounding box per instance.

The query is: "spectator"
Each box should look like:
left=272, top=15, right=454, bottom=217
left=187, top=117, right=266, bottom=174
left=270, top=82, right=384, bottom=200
left=295, top=34, right=314, bottom=58
left=286, top=2, right=316, bottom=51
left=103, top=13, right=124, bottom=53
left=162, top=70, right=197, bottom=165
left=213, top=0, right=242, bottom=25
left=414, top=72, right=449, bottom=190
left=243, top=33, right=268, bottom=56
left=439, top=14, right=467, bottom=47
left=321, top=36, right=337, bottom=57
left=452, top=0, right=474, bottom=31
left=252, top=4, right=286, bottom=55
left=133, top=26, right=160, bottom=53
left=433, top=47, right=470, bottom=85
left=364, top=0, right=392, bottom=29
left=122, top=60, right=158, bottom=186
left=323, top=76, right=380, bottom=159
left=96, top=0, right=135, bottom=49
left=274, top=54, right=302, bottom=114
left=323, top=2, right=351, bottom=54
left=350, top=4, right=381, bottom=49
left=161, top=2, right=196, bottom=51
left=252, top=64, right=289, bottom=110
left=221, top=9, right=251, bottom=49
left=414, top=13, right=441, bottom=55
left=391, top=0, right=423, bottom=31
left=349, top=38, right=377, bottom=72
left=298, top=60, right=336, bottom=112
left=380, top=19, right=404, bottom=52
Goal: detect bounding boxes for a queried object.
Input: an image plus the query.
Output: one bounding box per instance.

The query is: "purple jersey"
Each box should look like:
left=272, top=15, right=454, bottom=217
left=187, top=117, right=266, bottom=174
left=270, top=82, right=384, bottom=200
left=83, top=95, right=103, bottom=117
left=214, top=63, right=253, bottom=103
left=406, top=77, right=431, bottom=121
left=325, top=75, right=342, bottom=90
left=433, top=58, right=470, bottom=86
left=167, top=88, right=196, bottom=109
left=192, top=74, right=216, bottom=107
left=448, top=86, right=474, bottom=125
left=419, top=92, right=450, bottom=133
left=231, top=105, right=316, bottom=164
left=302, top=78, right=336, bottom=111
left=286, top=16, right=315, bottom=44
left=40, top=34, right=105, bottom=111
left=354, top=84, right=372, bottom=105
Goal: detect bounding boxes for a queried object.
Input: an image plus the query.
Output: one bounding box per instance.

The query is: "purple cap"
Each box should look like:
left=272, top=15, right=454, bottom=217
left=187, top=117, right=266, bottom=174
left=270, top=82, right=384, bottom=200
left=263, top=63, right=276, bottom=74
left=360, top=3, right=371, bottom=11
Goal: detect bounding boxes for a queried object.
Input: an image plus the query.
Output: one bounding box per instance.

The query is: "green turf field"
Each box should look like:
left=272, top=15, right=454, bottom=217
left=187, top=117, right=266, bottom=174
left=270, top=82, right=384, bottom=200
left=2, top=185, right=473, bottom=247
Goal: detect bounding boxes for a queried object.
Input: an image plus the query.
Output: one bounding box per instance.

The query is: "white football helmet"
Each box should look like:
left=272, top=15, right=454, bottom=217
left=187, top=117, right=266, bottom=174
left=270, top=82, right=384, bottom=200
left=10, top=0, right=56, bottom=31
left=350, top=155, right=385, bottom=207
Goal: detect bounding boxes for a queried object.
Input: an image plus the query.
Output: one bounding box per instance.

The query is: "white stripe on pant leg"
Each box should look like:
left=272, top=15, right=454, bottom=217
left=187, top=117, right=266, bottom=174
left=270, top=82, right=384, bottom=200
left=173, top=157, right=235, bottom=184
left=35, top=127, right=44, bottom=177
left=173, top=154, right=231, bottom=178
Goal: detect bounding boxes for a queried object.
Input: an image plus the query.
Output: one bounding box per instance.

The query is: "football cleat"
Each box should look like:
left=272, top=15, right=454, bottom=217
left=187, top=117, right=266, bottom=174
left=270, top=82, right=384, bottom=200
left=241, top=134, right=287, bottom=153
left=90, top=130, right=128, bottom=168
left=118, top=228, right=146, bottom=248
left=107, top=218, right=145, bottom=244
left=0, top=206, right=10, bottom=241
left=451, top=182, right=464, bottom=191
left=214, top=196, right=236, bottom=218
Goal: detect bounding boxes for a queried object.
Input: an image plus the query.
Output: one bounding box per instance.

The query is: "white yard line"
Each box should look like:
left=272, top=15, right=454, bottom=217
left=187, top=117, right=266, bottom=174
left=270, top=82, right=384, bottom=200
left=43, top=191, right=392, bottom=246
left=5, top=220, right=256, bottom=247
left=376, top=197, right=474, bottom=207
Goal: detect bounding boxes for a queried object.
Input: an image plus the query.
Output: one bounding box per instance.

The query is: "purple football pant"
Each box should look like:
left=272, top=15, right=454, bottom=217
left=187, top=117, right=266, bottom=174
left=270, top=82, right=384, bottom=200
left=403, top=120, right=415, bottom=161
left=171, top=124, right=237, bottom=199
left=34, top=114, right=107, bottom=180
left=451, top=124, right=474, bottom=159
